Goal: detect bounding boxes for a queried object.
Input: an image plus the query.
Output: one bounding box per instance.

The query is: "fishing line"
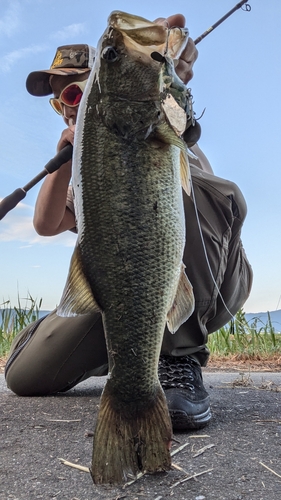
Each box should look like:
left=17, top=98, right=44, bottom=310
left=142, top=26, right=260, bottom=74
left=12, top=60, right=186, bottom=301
left=189, top=167, right=240, bottom=323
left=186, top=0, right=252, bottom=325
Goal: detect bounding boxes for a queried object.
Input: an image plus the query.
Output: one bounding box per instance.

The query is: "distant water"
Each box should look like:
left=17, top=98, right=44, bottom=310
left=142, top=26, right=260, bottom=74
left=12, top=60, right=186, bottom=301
left=38, top=310, right=52, bottom=318
left=245, top=310, right=281, bottom=332
left=38, top=310, right=281, bottom=332
left=35, top=309, right=281, bottom=332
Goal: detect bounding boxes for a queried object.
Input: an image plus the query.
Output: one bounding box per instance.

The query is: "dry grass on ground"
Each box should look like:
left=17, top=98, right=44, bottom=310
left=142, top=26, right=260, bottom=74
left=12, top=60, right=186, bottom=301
left=206, top=353, right=281, bottom=372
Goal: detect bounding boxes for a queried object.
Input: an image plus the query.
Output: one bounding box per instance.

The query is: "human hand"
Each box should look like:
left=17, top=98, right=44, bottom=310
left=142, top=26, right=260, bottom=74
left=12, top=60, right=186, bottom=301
left=154, top=14, right=198, bottom=84
left=57, top=123, right=75, bottom=153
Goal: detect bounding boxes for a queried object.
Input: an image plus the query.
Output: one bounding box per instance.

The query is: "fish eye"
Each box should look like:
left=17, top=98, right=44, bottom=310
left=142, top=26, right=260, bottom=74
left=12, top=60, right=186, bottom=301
left=102, top=46, right=118, bottom=62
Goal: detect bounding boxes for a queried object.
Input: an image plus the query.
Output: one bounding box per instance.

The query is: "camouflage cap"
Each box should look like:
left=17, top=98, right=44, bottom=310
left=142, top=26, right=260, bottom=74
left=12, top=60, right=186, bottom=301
left=26, top=44, right=96, bottom=96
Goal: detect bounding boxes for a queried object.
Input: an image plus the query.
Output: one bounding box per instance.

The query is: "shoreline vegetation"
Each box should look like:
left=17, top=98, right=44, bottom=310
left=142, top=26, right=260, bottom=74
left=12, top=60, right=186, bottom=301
left=1, top=296, right=281, bottom=370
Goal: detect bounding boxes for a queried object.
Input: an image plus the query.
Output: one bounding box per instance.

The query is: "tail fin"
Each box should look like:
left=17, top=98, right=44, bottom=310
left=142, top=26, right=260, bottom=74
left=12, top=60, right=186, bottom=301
left=91, top=382, right=172, bottom=484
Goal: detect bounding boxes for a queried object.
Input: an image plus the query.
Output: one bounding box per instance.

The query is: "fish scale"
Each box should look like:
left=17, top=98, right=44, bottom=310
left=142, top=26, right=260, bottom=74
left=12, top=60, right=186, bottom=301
left=80, top=138, right=184, bottom=387
left=58, top=10, right=194, bottom=484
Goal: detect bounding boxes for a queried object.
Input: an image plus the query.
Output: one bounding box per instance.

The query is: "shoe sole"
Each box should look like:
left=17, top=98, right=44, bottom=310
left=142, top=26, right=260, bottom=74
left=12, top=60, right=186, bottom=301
left=170, top=407, right=212, bottom=431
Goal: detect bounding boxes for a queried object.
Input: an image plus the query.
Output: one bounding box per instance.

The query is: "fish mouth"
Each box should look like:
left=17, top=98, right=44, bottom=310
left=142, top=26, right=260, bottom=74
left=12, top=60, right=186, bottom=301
left=107, top=11, right=189, bottom=60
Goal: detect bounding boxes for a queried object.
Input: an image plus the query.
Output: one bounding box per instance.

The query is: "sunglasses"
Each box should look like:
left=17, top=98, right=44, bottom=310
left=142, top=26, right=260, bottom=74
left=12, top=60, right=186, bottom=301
left=49, top=80, right=87, bottom=115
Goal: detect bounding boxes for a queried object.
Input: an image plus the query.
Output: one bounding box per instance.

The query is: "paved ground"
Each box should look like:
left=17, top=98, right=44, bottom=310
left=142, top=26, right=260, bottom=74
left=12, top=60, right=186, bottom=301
left=1, top=371, right=281, bottom=500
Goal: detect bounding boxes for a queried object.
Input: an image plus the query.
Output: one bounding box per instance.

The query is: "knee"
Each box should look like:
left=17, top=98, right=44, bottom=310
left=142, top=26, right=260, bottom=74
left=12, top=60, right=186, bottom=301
left=5, top=362, right=51, bottom=396
left=226, top=183, right=247, bottom=223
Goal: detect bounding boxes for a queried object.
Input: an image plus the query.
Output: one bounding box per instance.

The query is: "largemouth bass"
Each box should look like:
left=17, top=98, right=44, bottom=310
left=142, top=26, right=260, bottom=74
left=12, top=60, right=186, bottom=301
left=58, top=11, right=195, bottom=484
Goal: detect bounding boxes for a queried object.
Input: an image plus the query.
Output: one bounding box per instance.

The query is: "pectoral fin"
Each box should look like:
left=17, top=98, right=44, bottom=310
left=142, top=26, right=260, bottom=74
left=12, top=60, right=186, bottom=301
left=167, top=264, right=195, bottom=333
left=180, top=149, right=191, bottom=196
left=57, top=245, right=101, bottom=317
left=154, top=122, right=186, bottom=149
left=154, top=122, right=191, bottom=196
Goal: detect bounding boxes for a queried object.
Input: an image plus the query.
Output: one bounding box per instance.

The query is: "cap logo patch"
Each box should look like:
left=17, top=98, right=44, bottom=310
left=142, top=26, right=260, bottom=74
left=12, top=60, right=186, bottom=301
left=51, top=50, right=63, bottom=69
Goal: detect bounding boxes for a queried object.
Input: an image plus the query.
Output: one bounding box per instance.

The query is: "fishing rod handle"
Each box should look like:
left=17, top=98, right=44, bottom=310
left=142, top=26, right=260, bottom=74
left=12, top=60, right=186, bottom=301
left=0, top=143, right=73, bottom=221
left=22, top=143, right=74, bottom=191
left=44, top=143, right=73, bottom=174
left=0, top=188, right=26, bottom=221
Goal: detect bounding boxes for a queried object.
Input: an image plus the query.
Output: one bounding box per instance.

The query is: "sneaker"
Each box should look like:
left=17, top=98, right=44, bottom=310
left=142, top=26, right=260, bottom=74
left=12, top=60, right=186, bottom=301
left=158, top=354, right=211, bottom=431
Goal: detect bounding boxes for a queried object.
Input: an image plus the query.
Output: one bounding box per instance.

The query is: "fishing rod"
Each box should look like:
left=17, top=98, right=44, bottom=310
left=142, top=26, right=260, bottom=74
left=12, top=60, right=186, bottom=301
left=0, top=144, right=73, bottom=221
left=194, top=0, right=251, bottom=45
left=0, top=0, right=251, bottom=221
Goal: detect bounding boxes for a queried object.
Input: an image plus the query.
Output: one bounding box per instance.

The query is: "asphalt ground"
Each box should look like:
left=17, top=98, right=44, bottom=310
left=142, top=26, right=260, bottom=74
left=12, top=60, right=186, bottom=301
left=1, top=371, right=280, bottom=500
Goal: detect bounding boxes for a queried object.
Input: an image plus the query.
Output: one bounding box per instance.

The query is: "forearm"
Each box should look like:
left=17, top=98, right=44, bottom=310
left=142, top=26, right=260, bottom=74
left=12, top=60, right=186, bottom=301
left=33, top=160, right=75, bottom=235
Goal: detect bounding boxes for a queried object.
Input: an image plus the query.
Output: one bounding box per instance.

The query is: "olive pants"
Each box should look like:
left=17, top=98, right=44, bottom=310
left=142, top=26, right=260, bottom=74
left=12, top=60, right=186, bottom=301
left=5, top=165, right=253, bottom=396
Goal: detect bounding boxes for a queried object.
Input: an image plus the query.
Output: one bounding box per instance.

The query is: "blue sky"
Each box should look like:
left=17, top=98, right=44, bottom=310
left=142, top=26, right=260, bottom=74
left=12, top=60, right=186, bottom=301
left=0, top=0, right=280, bottom=313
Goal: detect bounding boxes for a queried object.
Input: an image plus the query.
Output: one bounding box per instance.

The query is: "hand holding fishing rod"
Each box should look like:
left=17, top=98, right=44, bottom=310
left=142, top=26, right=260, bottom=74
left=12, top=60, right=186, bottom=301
left=0, top=0, right=251, bottom=222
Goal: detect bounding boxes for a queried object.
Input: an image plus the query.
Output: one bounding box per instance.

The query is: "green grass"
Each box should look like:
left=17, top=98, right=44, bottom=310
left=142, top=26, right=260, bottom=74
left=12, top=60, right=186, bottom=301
left=208, top=309, right=281, bottom=359
left=0, top=294, right=42, bottom=357
left=0, top=299, right=280, bottom=360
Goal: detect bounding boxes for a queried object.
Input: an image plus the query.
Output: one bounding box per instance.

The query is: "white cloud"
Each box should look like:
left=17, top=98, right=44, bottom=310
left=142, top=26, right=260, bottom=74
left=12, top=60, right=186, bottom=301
left=50, top=23, right=86, bottom=41
left=0, top=205, right=76, bottom=247
left=0, top=1, right=21, bottom=37
left=0, top=44, right=47, bottom=73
